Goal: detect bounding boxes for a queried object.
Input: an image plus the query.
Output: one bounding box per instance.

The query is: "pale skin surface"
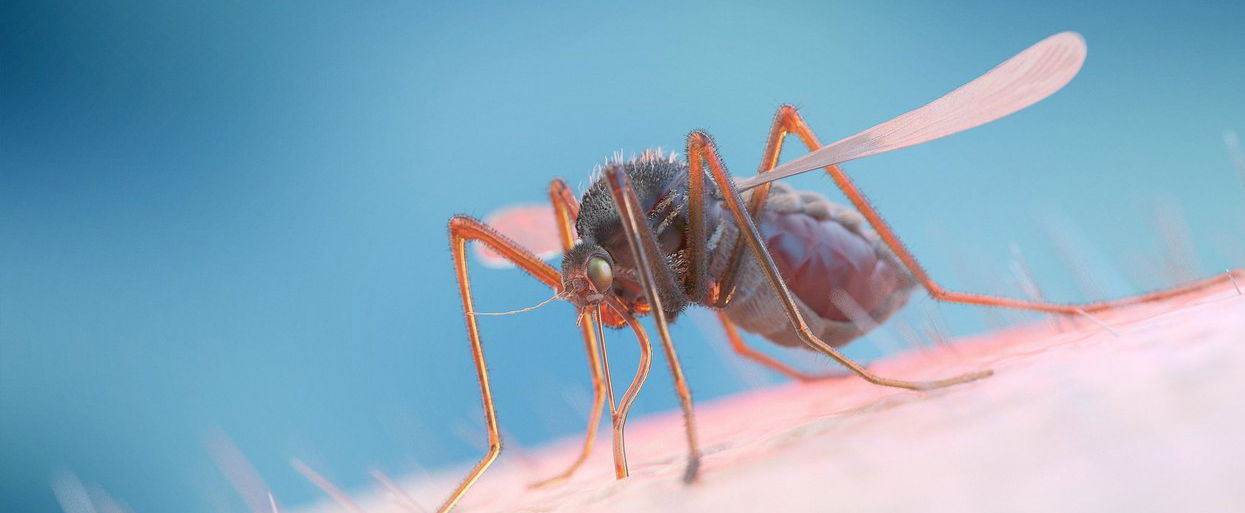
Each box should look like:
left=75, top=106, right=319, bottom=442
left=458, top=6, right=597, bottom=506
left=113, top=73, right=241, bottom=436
left=293, top=282, right=1245, bottom=513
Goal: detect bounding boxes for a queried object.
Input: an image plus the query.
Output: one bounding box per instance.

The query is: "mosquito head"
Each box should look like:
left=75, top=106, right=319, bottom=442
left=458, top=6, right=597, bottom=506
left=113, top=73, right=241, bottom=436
left=561, top=242, right=616, bottom=308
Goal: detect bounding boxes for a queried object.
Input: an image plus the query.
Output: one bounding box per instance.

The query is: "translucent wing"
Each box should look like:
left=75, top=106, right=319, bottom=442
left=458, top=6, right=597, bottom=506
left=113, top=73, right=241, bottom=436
left=736, top=31, right=1087, bottom=192
left=473, top=204, right=564, bottom=268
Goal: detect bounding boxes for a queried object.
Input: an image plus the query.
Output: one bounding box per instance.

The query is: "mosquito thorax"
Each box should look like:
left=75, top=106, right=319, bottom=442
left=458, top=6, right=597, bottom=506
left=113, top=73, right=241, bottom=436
left=575, top=153, right=684, bottom=238
left=565, top=149, right=715, bottom=318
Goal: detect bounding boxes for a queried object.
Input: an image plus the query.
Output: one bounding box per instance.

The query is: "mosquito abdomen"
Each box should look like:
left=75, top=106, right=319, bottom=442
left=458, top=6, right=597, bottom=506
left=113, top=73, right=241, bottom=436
left=709, top=183, right=916, bottom=348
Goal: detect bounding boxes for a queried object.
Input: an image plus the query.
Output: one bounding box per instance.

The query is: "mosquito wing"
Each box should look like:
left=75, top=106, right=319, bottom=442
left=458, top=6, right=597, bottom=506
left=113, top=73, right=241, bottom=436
left=736, top=31, right=1087, bottom=192
left=473, top=204, right=564, bottom=269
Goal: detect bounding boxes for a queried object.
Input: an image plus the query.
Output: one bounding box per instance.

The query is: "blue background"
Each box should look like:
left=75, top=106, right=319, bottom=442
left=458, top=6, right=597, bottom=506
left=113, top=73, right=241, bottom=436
left=3, top=1, right=1242, bottom=512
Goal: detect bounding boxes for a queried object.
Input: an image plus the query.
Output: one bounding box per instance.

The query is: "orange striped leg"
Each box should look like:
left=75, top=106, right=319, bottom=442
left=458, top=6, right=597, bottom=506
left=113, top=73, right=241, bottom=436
left=771, top=105, right=1244, bottom=314
left=686, top=131, right=992, bottom=391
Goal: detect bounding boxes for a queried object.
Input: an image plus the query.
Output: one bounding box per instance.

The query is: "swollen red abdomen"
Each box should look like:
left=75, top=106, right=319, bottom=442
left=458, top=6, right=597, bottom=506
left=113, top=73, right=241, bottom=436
left=710, top=183, right=916, bottom=348
left=758, top=209, right=909, bottom=323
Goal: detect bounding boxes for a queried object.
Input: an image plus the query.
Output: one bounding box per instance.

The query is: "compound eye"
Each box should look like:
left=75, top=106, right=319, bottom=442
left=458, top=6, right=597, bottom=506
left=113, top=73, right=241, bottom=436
left=586, top=256, right=613, bottom=293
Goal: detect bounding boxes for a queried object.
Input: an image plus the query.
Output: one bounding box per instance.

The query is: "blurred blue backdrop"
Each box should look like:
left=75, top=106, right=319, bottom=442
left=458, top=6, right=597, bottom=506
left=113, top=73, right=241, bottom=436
left=2, top=1, right=1243, bottom=512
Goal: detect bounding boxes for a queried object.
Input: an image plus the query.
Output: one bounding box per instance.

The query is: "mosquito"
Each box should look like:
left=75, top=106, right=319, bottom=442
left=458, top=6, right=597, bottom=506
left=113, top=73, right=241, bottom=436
left=441, top=32, right=1243, bottom=512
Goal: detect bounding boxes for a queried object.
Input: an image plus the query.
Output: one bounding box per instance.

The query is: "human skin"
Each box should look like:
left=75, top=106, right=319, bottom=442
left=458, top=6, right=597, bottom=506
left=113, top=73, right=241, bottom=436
left=296, top=281, right=1245, bottom=513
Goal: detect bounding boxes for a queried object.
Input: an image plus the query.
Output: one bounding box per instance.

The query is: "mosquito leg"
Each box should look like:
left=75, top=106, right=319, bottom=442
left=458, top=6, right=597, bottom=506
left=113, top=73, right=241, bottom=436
left=442, top=215, right=653, bottom=510
left=827, top=153, right=1241, bottom=313
left=546, top=178, right=655, bottom=481
left=687, top=131, right=992, bottom=391
left=603, top=164, right=703, bottom=484
left=604, top=296, right=654, bottom=479
left=716, top=311, right=848, bottom=382
left=685, top=116, right=845, bottom=382
left=769, top=106, right=1244, bottom=315
left=441, top=216, right=562, bottom=512
left=548, top=177, right=583, bottom=230
left=685, top=139, right=711, bottom=303
left=528, top=180, right=608, bottom=489
left=527, top=315, right=606, bottom=489
left=711, top=105, right=803, bottom=306
left=549, top=179, right=656, bottom=482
